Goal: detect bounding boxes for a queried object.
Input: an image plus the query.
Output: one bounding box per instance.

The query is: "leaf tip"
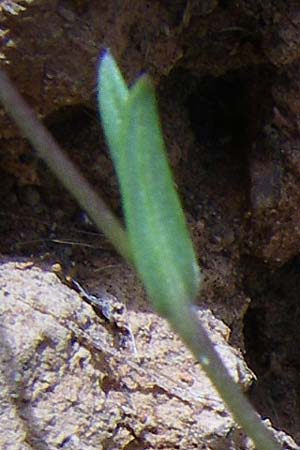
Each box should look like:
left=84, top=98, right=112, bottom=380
left=98, top=48, right=111, bottom=74
left=99, top=47, right=109, bottom=60
left=133, top=73, right=152, bottom=88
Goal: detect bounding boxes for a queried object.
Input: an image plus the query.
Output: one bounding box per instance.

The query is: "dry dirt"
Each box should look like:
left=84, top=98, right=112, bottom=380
left=0, top=1, right=300, bottom=449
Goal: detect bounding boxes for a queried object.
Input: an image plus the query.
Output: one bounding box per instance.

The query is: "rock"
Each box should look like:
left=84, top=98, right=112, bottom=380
left=0, top=260, right=264, bottom=449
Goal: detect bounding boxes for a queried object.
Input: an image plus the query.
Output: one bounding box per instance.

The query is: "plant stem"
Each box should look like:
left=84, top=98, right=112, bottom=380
left=169, top=307, right=281, bottom=450
left=0, top=70, right=132, bottom=263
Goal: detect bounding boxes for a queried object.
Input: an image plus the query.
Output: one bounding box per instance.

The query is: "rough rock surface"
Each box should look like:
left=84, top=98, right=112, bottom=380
left=0, top=261, right=256, bottom=449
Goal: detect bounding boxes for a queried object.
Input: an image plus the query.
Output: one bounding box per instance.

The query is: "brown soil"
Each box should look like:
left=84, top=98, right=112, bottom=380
left=0, top=1, right=300, bottom=448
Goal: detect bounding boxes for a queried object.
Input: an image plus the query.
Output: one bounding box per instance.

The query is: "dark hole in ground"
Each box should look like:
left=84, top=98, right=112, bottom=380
left=173, top=68, right=256, bottom=228
left=182, top=67, right=274, bottom=208
left=242, top=256, right=300, bottom=441
left=187, top=71, right=249, bottom=161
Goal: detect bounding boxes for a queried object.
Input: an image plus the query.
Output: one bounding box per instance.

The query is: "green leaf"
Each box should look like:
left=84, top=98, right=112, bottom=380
left=97, top=50, right=129, bottom=174
left=115, top=74, right=201, bottom=316
left=97, top=52, right=201, bottom=317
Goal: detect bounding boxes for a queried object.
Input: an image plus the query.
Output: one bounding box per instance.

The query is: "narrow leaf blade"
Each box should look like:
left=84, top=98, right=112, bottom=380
left=121, top=75, right=201, bottom=316
left=97, top=50, right=129, bottom=170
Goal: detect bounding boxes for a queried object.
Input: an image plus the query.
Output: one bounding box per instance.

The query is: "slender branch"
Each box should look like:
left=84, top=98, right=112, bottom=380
left=168, top=307, right=281, bottom=450
left=0, top=70, right=132, bottom=263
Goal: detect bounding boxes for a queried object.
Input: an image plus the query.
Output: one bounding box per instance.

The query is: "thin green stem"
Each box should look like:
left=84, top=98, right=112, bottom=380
left=0, top=70, right=132, bottom=263
left=169, top=307, right=281, bottom=450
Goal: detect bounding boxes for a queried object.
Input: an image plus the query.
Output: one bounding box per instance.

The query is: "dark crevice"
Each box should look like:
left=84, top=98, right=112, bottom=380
left=187, top=72, right=249, bottom=158
left=242, top=256, right=300, bottom=441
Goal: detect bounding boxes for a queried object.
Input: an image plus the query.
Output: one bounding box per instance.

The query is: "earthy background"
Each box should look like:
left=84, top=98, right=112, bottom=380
left=0, top=1, right=300, bottom=448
